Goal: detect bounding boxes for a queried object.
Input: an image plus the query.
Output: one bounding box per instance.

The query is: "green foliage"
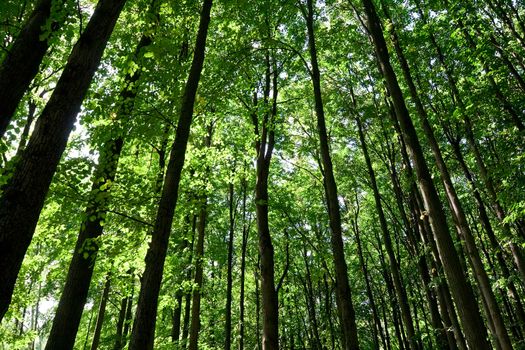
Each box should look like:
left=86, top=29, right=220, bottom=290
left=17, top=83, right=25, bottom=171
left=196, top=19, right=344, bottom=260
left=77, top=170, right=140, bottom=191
left=2, top=0, right=525, bottom=348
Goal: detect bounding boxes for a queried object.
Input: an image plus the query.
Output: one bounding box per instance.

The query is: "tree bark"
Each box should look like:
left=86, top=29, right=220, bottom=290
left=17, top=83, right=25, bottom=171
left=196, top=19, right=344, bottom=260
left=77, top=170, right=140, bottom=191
left=90, top=275, right=111, bottom=350
left=113, top=295, right=128, bottom=350
left=304, top=1, right=360, bottom=349
left=0, top=0, right=126, bottom=322
left=45, top=138, right=123, bottom=350
left=0, top=0, right=65, bottom=138
left=188, top=196, right=208, bottom=350
left=127, top=0, right=212, bottom=348
left=225, top=181, right=235, bottom=350
left=251, top=51, right=279, bottom=350
left=44, top=11, right=159, bottom=343
left=383, top=4, right=513, bottom=347
left=360, top=0, right=491, bottom=348
left=355, top=116, right=419, bottom=350
left=238, top=177, right=248, bottom=350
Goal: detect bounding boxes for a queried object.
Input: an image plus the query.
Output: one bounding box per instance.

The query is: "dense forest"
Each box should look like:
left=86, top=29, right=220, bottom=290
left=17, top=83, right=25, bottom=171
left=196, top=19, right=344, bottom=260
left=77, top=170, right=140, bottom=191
left=0, top=0, right=524, bottom=349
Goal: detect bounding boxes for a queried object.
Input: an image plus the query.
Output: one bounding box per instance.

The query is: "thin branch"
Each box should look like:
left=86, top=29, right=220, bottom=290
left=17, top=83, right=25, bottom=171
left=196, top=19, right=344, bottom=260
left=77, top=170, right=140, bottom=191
left=107, top=210, right=153, bottom=227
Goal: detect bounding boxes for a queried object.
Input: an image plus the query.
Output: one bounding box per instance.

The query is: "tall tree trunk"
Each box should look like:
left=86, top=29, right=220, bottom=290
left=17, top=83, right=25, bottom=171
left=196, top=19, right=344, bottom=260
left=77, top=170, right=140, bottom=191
left=301, top=249, right=322, bottom=350
left=255, top=259, right=262, bottom=350
left=304, top=1, right=360, bottom=348
left=389, top=102, right=467, bottom=350
left=382, top=4, right=513, bottom=347
left=238, top=178, right=248, bottom=350
left=128, top=0, right=212, bottom=348
left=46, top=137, right=124, bottom=350
left=355, top=116, right=419, bottom=350
left=171, top=291, right=183, bottom=343
left=448, top=135, right=525, bottom=333
left=225, top=181, right=235, bottom=350
left=188, top=196, right=208, bottom=350
left=90, top=275, right=111, bottom=350
left=44, top=13, right=158, bottom=343
left=181, top=215, right=197, bottom=348
left=0, top=0, right=126, bottom=323
left=122, top=280, right=134, bottom=345
left=359, top=0, right=491, bottom=348
left=114, top=296, right=128, bottom=350
left=244, top=46, right=279, bottom=349
left=188, top=126, right=213, bottom=350
left=353, top=218, right=381, bottom=350
left=0, top=0, right=65, bottom=138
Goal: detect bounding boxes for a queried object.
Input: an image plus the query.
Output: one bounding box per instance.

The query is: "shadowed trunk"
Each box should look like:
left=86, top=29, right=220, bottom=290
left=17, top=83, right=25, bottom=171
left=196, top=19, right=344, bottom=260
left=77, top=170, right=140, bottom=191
left=355, top=115, right=419, bottom=350
left=0, top=0, right=66, bottom=138
left=0, top=0, right=127, bottom=322
left=90, top=275, right=111, bottom=350
left=128, top=1, right=212, bottom=347
left=225, top=181, right=235, bottom=350
left=360, top=0, right=491, bottom=348
left=304, top=1, right=360, bottom=348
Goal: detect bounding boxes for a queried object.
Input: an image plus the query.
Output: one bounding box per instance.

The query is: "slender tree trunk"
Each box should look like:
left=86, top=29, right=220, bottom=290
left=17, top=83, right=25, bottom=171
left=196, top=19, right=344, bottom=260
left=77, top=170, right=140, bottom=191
left=383, top=4, right=513, bottom=347
left=188, top=196, right=208, bottom=350
left=171, top=291, right=183, bottom=343
left=360, top=0, right=491, bottom=348
left=14, top=94, right=40, bottom=158
left=0, top=0, right=126, bottom=323
left=44, top=18, right=157, bottom=339
left=114, top=296, right=127, bottom=350
left=355, top=116, right=419, bottom=350
left=392, top=109, right=467, bottom=350
left=301, top=249, right=322, bottom=350
left=225, top=181, right=235, bottom=350
left=0, top=0, right=65, bottom=138
left=90, top=275, right=111, bottom=350
left=305, top=1, right=360, bottom=348
left=128, top=1, right=212, bottom=348
left=255, top=259, right=262, bottom=350
left=352, top=216, right=381, bottom=350
left=463, top=115, right=525, bottom=282
left=122, top=283, right=134, bottom=345
left=239, top=178, right=248, bottom=350
left=181, top=215, right=197, bottom=348
left=246, top=48, right=279, bottom=349
left=449, top=136, right=525, bottom=332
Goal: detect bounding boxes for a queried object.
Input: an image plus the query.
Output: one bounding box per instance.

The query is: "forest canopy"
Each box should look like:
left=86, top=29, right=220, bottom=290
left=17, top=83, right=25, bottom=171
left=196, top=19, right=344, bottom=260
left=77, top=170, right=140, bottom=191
left=0, top=0, right=524, bottom=349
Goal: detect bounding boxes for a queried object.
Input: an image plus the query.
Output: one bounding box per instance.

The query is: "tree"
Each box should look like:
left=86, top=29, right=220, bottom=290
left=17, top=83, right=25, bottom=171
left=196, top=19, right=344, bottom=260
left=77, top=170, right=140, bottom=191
left=0, top=0, right=127, bottom=322
left=128, top=0, right=213, bottom=347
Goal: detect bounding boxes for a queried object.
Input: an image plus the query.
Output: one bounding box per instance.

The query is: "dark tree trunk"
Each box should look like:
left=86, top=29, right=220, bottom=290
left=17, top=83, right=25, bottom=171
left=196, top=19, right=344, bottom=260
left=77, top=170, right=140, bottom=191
left=382, top=3, right=512, bottom=347
left=353, top=220, right=381, bottom=350
left=0, top=0, right=64, bottom=138
left=44, top=15, right=158, bottom=343
left=355, top=116, right=419, bottom=350
left=360, top=0, right=491, bottom=348
left=122, top=282, right=134, bottom=344
left=0, top=0, right=126, bottom=323
left=181, top=216, right=197, bottom=347
left=128, top=0, right=212, bottom=348
left=45, top=137, right=123, bottom=350
left=225, top=181, right=235, bottom=350
left=255, top=259, right=262, bottom=350
left=238, top=178, right=248, bottom=350
left=188, top=196, right=208, bottom=350
left=90, top=275, right=111, bottom=350
left=114, top=296, right=128, bottom=350
left=171, top=291, right=183, bottom=342
left=301, top=250, right=322, bottom=350
left=244, top=45, right=279, bottom=349
left=304, top=1, right=360, bottom=349
left=390, top=106, right=467, bottom=350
